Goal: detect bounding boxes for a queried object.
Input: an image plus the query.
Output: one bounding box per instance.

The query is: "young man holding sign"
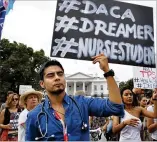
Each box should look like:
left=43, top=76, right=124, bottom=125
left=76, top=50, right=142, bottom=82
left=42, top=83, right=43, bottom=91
left=25, top=54, right=124, bottom=141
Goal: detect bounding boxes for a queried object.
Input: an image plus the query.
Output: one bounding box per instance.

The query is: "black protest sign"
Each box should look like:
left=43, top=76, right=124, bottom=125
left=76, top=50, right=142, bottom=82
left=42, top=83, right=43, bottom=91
left=51, top=0, right=155, bottom=67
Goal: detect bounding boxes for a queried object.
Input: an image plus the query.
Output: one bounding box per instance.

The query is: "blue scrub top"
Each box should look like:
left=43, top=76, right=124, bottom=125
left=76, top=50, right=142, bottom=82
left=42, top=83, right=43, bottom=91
left=25, top=94, right=124, bottom=141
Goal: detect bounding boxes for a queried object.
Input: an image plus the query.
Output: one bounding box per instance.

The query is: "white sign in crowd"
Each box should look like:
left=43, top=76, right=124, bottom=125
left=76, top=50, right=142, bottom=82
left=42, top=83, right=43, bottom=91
left=19, top=85, right=32, bottom=95
left=133, top=67, right=157, bottom=89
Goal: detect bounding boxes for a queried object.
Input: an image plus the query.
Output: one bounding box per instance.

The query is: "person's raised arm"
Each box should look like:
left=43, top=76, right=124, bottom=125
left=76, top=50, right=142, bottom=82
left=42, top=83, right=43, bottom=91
left=141, top=90, right=157, bottom=118
left=147, top=117, right=157, bottom=133
left=92, top=54, right=122, bottom=104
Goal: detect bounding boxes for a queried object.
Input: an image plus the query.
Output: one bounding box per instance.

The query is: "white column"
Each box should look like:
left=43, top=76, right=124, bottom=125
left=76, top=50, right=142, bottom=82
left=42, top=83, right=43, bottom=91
left=74, top=81, right=76, bottom=95
left=91, top=82, right=94, bottom=96
left=83, top=82, right=85, bottom=93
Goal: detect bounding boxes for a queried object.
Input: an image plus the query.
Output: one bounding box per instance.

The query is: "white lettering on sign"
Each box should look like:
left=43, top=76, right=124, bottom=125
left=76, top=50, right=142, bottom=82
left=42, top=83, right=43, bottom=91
left=58, top=0, right=81, bottom=13
left=110, top=6, right=120, bottom=19
left=52, top=37, right=155, bottom=66
left=55, top=15, right=154, bottom=42
left=55, top=15, right=79, bottom=33
left=52, top=0, right=155, bottom=67
left=121, top=9, right=135, bottom=22
left=59, top=0, right=136, bottom=22
left=79, top=17, right=94, bottom=33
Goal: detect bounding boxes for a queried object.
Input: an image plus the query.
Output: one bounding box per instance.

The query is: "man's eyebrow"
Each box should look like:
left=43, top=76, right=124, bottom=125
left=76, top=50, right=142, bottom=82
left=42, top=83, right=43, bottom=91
left=45, top=71, right=63, bottom=75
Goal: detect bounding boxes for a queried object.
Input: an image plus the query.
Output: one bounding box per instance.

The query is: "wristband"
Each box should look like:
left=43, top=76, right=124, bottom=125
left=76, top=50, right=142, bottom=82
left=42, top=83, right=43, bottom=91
left=103, top=69, right=114, bottom=78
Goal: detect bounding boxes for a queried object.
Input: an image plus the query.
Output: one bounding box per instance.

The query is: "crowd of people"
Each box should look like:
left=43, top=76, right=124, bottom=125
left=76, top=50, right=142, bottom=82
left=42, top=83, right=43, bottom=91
left=0, top=54, right=156, bottom=141
left=0, top=89, right=42, bottom=141
left=89, top=88, right=157, bottom=142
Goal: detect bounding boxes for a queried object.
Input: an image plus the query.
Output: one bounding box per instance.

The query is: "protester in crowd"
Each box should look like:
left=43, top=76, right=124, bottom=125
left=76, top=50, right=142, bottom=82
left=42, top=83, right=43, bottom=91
left=0, top=91, right=13, bottom=135
left=25, top=54, right=124, bottom=141
left=18, top=99, right=25, bottom=111
left=0, top=91, right=14, bottom=112
left=139, top=95, right=147, bottom=108
left=0, top=93, right=21, bottom=141
left=112, top=87, right=157, bottom=142
left=138, top=95, right=147, bottom=122
left=147, top=97, right=154, bottom=107
left=18, top=89, right=42, bottom=142
left=89, top=115, right=109, bottom=141
left=132, top=88, right=144, bottom=107
left=138, top=95, right=149, bottom=141
left=105, top=116, right=118, bottom=141
left=147, top=89, right=157, bottom=141
left=89, top=94, right=109, bottom=141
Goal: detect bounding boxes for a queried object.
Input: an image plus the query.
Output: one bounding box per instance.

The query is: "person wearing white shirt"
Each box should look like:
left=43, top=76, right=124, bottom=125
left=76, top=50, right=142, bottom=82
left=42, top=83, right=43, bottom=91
left=147, top=89, right=157, bottom=141
left=18, top=90, right=42, bottom=142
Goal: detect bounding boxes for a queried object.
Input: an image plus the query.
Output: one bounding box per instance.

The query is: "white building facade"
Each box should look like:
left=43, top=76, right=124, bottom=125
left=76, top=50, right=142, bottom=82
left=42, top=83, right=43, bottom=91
left=65, top=72, right=120, bottom=97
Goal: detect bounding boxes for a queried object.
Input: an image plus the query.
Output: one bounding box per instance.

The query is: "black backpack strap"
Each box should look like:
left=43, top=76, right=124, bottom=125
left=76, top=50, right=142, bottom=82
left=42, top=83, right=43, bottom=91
left=17, top=108, right=22, bottom=112
left=3, top=108, right=10, bottom=125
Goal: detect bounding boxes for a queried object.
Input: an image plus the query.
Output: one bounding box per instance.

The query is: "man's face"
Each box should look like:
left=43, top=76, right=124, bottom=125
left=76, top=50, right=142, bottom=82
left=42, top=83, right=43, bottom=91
left=26, top=94, right=39, bottom=109
left=40, top=65, right=66, bottom=95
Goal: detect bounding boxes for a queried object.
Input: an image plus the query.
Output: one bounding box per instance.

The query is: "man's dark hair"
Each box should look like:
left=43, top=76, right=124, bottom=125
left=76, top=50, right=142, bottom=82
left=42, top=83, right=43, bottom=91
left=7, top=91, right=14, bottom=96
left=39, top=60, right=64, bottom=80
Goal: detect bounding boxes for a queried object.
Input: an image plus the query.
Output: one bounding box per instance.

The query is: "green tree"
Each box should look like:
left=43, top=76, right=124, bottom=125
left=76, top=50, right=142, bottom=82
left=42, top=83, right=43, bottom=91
left=0, top=39, right=50, bottom=102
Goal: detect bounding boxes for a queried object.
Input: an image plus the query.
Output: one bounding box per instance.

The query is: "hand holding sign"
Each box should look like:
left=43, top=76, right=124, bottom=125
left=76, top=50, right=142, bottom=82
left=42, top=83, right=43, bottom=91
left=92, top=53, right=109, bottom=72
left=152, top=89, right=157, bottom=100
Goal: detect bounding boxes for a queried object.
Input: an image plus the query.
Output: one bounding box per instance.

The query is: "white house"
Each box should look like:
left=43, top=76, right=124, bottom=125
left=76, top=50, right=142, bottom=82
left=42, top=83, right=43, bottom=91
left=65, top=72, right=120, bottom=97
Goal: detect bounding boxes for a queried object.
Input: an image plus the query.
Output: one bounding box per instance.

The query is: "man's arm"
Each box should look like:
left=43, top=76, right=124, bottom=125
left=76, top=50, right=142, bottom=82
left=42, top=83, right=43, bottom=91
left=92, top=54, right=122, bottom=104
left=106, top=76, right=122, bottom=104
left=83, top=96, right=124, bottom=117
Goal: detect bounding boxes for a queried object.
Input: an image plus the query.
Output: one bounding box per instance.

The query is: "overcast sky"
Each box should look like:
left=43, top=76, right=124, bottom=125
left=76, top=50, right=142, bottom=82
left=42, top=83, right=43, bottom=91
left=1, top=0, right=157, bottom=82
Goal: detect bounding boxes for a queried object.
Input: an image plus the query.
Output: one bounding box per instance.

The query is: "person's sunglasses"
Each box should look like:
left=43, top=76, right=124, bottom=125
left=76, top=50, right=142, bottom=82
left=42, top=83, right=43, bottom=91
left=12, top=98, right=18, bottom=101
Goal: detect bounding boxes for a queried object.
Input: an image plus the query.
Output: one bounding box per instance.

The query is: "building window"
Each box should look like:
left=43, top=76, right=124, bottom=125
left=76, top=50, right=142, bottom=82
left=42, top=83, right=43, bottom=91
left=85, top=86, right=87, bottom=91
left=69, top=86, right=71, bottom=91
left=101, top=93, right=104, bottom=98
left=94, top=85, right=97, bottom=91
left=101, top=85, right=103, bottom=90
